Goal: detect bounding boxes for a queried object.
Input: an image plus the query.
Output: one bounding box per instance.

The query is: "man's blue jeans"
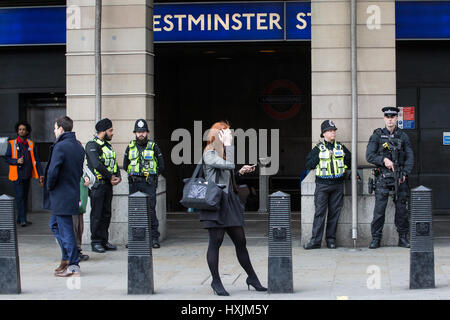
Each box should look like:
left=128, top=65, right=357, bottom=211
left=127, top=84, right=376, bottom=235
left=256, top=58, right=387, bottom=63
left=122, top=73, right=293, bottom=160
left=49, top=214, right=80, bottom=266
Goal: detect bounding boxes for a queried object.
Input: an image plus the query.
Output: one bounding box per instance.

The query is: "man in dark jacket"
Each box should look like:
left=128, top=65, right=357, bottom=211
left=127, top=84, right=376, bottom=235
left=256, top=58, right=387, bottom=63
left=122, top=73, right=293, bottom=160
left=44, top=116, right=85, bottom=277
left=366, top=106, right=414, bottom=249
left=303, top=120, right=351, bottom=250
left=4, top=121, right=44, bottom=226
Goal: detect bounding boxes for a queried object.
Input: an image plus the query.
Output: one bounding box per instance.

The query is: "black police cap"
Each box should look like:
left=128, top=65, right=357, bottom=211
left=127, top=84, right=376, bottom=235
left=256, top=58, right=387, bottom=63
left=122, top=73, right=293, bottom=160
left=382, top=106, right=400, bottom=116
left=320, top=120, right=338, bottom=138
left=134, top=119, right=149, bottom=132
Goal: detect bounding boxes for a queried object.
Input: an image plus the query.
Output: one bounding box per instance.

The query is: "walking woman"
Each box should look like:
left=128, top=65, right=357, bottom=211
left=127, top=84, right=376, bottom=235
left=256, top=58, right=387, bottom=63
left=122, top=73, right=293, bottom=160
left=201, top=121, right=267, bottom=296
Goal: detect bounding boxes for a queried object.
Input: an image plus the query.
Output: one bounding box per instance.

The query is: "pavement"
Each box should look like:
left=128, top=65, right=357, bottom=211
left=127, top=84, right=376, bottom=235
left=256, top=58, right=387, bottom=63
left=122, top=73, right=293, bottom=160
left=1, top=212, right=450, bottom=300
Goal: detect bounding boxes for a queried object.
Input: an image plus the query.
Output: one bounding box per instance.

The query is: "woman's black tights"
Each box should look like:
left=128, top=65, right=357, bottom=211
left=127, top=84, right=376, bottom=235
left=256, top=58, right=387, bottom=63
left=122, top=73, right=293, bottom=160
left=207, top=226, right=257, bottom=284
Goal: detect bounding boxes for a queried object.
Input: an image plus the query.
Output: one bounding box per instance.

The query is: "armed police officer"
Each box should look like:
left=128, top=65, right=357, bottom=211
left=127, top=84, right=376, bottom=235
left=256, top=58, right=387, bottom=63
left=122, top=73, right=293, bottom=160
left=85, top=118, right=122, bottom=253
left=303, top=120, right=351, bottom=250
left=123, top=119, right=165, bottom=249
left=366, top=107, right=414, bottom=249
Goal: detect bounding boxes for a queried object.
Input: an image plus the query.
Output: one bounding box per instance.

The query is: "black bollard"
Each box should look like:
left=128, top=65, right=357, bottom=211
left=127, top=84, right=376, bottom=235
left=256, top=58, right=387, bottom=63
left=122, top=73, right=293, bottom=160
left=410, top=186, right=435, bottom=289
left=268, top=191, right=293, bottom=293
left=0, top=195, right=21, bottom=294
left=128, top=191, right=154, bottom=294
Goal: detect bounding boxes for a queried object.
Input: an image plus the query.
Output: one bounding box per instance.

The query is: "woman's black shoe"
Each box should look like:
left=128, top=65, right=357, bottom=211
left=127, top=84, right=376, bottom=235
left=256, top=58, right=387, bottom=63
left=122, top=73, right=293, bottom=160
left=211, top=281, right=230, bottom=296
left=246, top=277, right=267, bottom=292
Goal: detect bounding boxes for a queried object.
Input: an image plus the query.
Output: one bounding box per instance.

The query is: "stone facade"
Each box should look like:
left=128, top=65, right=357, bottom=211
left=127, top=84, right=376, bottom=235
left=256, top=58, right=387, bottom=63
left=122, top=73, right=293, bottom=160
left=309, top=0, right=398, bottom=246
left=66, top=1, right=165, bottom=246
left=82, top=171, right=166, bottom=245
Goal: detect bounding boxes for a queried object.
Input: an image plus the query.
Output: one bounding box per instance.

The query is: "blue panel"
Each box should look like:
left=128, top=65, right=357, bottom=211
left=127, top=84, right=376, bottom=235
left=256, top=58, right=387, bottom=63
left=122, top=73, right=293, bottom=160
left=285, top=2, right=311, bottom=40
left=3, top=2, right=450, bottom=45
left=153, top=2, right=285, bottom=42
left=396, top=1, right=450, bottom=39
left=0, top=7, right=66, bottom=45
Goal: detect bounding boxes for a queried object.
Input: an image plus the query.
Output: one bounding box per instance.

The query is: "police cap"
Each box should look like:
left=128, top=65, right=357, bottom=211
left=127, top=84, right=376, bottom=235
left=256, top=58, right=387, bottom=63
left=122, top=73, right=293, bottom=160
left=320, top=120, right=338, bottom=138
left=382, top=106, right=400, bottom=116
left=133, top=119, right=149, bottom=132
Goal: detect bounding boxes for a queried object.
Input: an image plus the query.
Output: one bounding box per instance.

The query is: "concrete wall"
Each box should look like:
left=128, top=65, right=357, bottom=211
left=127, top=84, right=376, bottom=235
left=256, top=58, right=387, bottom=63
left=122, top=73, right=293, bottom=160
left=301, top=170, right=398, bottom=247
left=82, top=171, right=166, bottom=245
left=311, top=0, right=396, bottom=162
left=67, top=1, right=166, bottom=245
left=310, top=0, right=397, bottom=245
left=66, top=0, right=155, bottom=162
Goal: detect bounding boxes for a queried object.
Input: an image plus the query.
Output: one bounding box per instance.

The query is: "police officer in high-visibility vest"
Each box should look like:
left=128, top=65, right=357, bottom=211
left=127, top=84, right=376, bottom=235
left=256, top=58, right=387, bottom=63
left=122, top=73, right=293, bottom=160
left=4, top=120, right=44, bottom=226
left=303, top=120, right=351, bottom=250
left=366, top=106, right=414, bottom=249
left=85, top=118, right=122, bottom=253
left=123, top=119, right=165, bottom=248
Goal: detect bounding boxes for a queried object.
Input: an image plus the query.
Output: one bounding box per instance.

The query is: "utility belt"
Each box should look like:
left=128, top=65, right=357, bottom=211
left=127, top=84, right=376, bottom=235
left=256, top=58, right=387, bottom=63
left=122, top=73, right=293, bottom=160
left=92, top=179, right=108, bottom=189
left=128, top=173, right=157, bottom=184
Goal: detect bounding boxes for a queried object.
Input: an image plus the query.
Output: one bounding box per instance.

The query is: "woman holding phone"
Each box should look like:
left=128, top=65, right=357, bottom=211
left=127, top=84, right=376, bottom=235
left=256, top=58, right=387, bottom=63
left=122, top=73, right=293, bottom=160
left=200, top=121, right=267, bottom=296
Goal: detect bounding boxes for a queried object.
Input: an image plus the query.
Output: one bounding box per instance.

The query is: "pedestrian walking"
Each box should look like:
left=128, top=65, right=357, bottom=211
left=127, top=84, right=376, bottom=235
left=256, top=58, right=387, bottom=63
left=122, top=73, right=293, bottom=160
left=44, top=116, right=85, bottom=277
left=200, top=121, right=266, bottom=296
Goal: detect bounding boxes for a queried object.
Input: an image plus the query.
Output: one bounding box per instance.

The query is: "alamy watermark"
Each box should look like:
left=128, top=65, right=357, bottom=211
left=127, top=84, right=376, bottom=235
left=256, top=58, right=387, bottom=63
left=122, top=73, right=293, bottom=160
left=366, top=265, right=381, bottom=290
left=366, top=5, right=381, bottom=30
left=171, top=121, right=280, bottom=175
left=67, top=5, right=81, bottom=30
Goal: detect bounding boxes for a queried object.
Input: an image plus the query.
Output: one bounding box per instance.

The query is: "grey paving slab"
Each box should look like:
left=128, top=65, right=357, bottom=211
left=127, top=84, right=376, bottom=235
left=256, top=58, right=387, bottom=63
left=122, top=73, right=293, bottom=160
left=1, top=212, right=450, bottom=300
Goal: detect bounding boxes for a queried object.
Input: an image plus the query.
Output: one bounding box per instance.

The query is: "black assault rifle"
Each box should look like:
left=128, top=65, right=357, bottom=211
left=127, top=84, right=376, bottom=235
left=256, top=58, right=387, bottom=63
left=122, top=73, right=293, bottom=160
left=368, top=138, right=404, bottom=202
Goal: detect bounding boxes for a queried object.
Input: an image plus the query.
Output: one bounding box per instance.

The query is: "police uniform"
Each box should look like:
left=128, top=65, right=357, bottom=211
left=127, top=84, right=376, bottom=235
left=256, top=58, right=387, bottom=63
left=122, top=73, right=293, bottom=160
left=304, top=120, right=351, bottom=249
left=366, top=107, right=414, bottom=249
left=85, top=118, right=121, bottom=253
left=123, top=119, right=165, bottom=248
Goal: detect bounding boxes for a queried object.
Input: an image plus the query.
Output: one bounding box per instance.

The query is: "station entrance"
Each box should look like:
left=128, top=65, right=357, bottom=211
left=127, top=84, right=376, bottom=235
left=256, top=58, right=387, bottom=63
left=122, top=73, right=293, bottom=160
left=154, top=41, right=311, bottom=212
left=397, top=41, right=450, bottom=238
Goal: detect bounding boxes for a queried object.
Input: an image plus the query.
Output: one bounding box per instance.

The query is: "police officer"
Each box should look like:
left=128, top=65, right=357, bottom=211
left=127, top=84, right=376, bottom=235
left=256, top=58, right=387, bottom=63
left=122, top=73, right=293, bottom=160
left=85, top=118, right=121, bottom=253
left=303, top=120, right=351, bottom=249
left=123, top=119, right=165, bottom=248
left=366, top=106, right=414, bottom=249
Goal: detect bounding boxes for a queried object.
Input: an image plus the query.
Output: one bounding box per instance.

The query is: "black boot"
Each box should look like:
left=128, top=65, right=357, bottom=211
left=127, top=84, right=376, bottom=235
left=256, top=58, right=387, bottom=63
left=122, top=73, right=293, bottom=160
left=369, top=238, right=381, bottom=249
left=398, top=233, right=410, bottom=248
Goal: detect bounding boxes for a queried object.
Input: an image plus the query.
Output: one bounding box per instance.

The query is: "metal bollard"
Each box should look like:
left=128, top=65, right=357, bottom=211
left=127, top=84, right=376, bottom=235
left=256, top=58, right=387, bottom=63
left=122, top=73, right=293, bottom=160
left=410, top=186, right=435, bottom=289
left=0, top=195, right=21, bottom=294
left=268, top=191, right=293, bottom=293
left=258, top=157, right=271, bottom=213
left=128, top=191, right=154, bottom=294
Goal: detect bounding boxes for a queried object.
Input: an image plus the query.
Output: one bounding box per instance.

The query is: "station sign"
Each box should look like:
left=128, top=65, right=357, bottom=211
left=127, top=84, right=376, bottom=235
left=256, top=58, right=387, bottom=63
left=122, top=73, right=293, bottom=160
left=2, top=1, right=450, bottom=45
left=153, top=2, right=310, bottom=42
left=444, top=132, right=450, bottom=146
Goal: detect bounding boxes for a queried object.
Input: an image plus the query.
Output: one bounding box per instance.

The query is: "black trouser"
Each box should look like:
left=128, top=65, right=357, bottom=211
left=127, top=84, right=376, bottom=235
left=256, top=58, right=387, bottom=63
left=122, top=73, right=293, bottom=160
left=13, top=178, right=31, bottom=224
left=310, top=182, right=344, bottom=245
left=371, top=177, right=409, bottom=239
left=89, top=182, right=113, bottom=246
left=129, top=177, right=160, bottom=241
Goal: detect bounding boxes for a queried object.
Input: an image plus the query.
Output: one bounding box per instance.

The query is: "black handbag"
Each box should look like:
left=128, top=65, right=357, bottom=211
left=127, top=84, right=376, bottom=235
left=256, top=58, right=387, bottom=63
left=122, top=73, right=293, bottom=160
left=180, top=161, right=225, bottom=211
